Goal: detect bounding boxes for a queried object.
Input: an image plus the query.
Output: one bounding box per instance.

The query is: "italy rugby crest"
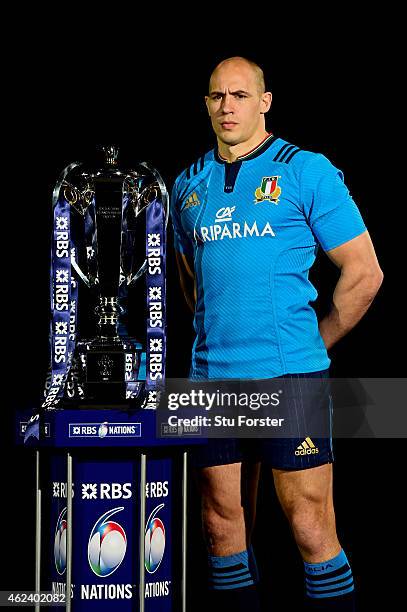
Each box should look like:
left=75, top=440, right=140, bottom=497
left=254, top=176, right=281, bottom=204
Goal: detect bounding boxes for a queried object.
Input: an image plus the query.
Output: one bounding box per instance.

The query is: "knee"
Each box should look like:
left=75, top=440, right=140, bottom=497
left=287, top=498, right=335, bottom=555
left=202, top=499, right=244, bottom=547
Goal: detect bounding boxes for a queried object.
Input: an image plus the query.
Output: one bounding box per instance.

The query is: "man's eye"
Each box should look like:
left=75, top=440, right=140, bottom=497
left=235, top=94, right=246, bottom=99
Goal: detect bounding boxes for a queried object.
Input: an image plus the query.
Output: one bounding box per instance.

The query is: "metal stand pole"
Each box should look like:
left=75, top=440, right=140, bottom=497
left=139, top=453, right=147, bottom=612
left=35, top=451, right=41, bottom=612
left=182, top=451, right=188, bottom=612
left=66, top=453, right=73, bottom=611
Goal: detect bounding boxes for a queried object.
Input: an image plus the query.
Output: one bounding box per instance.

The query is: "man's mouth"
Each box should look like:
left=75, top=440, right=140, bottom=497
left=221, top=122, right=238, bottom=128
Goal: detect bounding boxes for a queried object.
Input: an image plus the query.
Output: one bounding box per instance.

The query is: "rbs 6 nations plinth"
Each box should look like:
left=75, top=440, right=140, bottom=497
left=19, top=147, right=200, bottom=611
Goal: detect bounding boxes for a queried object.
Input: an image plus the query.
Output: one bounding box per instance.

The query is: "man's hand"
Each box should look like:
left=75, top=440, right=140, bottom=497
left=319, top=231, right=383, bottom=351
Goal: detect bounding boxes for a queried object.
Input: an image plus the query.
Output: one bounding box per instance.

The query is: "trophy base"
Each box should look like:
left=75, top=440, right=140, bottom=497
left=73, top=337, right=143, bottom=403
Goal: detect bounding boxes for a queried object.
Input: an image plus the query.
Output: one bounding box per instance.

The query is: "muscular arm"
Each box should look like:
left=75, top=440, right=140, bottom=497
left=318, top=230, right=384, bottom=351
left=175, top=251, right=196, bottom=313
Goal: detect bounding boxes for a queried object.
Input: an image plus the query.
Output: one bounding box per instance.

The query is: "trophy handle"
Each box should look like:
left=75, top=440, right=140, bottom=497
left=52, top=162, right=93, bottom=288
left=52, top=161, right=82, bottom=208
left=126, top=162, right=168, bottom=288
left=139, top=161, right=169, bottom=229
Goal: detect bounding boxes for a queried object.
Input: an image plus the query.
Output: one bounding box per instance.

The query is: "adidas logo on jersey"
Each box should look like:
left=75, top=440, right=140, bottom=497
left=295, top=437, right=319, bottom=456
left=184, top=192, right=201, bottom=209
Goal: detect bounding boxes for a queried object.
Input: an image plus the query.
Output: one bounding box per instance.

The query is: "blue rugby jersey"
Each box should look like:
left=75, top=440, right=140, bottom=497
left=170, top=133, right=367, bottom=379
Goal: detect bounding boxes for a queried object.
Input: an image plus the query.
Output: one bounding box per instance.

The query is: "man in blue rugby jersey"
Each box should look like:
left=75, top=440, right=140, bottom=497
left=170, top=57, right=383, bottom=611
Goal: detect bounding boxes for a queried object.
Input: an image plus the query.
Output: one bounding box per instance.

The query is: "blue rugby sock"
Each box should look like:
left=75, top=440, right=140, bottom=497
left=207, top=545, right=260, bottom=610
left=304, top=549, right=356, bottom=610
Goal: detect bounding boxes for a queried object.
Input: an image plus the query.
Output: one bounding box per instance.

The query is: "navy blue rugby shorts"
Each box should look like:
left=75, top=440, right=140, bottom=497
left=189, top=369, right=334, bottom=471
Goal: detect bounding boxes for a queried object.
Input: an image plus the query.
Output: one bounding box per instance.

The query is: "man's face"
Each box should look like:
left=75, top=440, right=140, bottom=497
left=205, top=62, right=270, bottom=147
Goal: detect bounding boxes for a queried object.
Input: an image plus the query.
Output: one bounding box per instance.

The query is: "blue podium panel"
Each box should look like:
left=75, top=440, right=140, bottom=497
left=16, top=408, right=204, bottom=610
left=40, top=450, right=181, bottom=611
left=144, top=458, right=173, bottom=610
left=49, top=453, right=68, bottom=597
left=18, top=408, right=204, bottom=449
left=72, top=458, right=139, bottom=608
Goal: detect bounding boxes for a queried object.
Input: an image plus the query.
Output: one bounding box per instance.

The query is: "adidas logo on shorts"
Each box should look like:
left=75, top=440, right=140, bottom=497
left=295, top=437, right=319, bottom=456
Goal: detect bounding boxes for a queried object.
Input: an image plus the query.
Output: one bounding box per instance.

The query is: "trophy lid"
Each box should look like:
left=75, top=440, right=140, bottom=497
left=102, top=145, right=119, bottom=166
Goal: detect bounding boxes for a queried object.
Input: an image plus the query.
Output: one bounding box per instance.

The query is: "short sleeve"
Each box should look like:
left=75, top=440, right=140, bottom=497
left=170, top=177, right=193, bottom=257
left=301, top=154, right=367, bottom=251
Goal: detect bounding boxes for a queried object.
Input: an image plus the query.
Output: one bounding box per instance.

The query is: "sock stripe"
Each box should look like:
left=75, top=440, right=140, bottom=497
left=305, top=562, right=350, bottom=580
left=306, top=583, right=355, bottom=598
left=212, top=572, right=253, bottom=585
left=306, top=576, right=354, bottom=594
left=212, top=579, right=256, bottom=590
left=208, top=547, right=259, bottom=592
left=304, top=549, right=355, bottom=601
left=212, top=568, right=252, bottom=578
left=210, top=562, right=246, bottom=574
left=305, top=568, right=353, bottom=586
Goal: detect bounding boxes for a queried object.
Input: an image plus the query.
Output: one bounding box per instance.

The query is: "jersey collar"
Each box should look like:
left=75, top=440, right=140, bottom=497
left=214, top=132, right=278, bottom=164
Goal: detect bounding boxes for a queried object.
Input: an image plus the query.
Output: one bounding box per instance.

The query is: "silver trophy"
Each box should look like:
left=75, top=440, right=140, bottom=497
left=46, top=146, right=168, bottom=406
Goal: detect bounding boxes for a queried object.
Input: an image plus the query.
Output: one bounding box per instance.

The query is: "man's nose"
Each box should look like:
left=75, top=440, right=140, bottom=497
left=221, top=93, right=234, bottom=113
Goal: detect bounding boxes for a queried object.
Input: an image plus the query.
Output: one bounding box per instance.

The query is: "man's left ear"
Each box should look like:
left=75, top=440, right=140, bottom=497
left=204, top=95, right=211, bottom=116
left=260, top=92, right=272, bottom=114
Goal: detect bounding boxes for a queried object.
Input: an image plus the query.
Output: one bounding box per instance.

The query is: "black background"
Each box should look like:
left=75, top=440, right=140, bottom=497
left=2, top=24, right=403, bottom=611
